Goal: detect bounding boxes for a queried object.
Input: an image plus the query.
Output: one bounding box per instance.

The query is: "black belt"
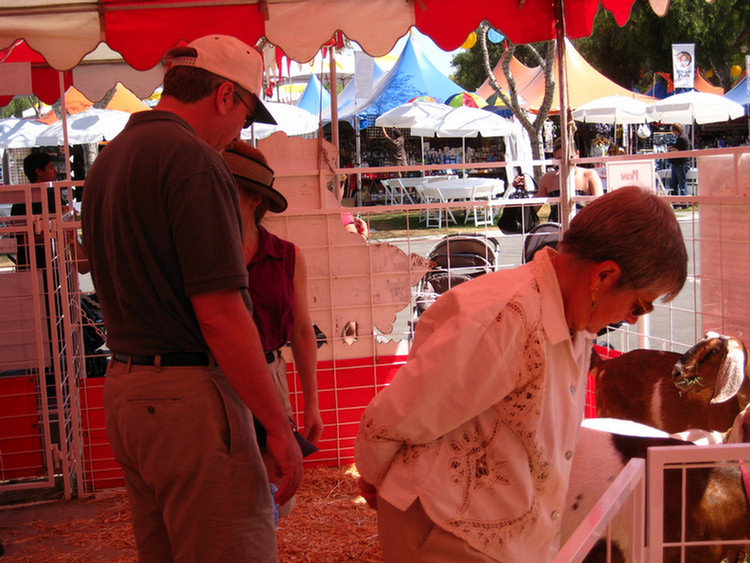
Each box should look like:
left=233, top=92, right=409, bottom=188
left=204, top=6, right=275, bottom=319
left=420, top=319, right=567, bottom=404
left=112, top=352, right=210, bottom=366
left=265, top=349, right=281, bottom=363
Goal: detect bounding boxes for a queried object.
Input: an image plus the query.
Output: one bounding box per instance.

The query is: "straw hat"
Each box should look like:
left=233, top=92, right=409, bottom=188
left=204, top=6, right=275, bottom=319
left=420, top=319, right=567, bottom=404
left=223, top=140, right=287, bottom=213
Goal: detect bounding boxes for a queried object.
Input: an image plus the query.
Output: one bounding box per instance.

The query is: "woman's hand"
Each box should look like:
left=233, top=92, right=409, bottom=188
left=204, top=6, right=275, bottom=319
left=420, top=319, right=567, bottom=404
left=358, top=477, right=378, bottom=509
left=303, top=405, right=323, bottom=445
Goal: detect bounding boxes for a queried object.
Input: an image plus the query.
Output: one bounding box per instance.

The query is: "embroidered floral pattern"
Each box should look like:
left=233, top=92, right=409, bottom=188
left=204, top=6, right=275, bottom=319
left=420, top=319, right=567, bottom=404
left=359, top=413, right=440, bottom=469
left=448, top=419, right=509, bottom=513
left=445, top=297, right=550, bottom=552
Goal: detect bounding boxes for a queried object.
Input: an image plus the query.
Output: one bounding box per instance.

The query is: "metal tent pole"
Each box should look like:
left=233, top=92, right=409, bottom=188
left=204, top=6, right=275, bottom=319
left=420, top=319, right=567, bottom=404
left=553, top=0, right=572, bottom=229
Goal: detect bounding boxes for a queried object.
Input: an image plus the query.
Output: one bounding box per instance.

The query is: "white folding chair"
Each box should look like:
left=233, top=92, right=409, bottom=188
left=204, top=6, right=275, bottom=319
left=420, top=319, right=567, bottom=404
left=380, top=179, right=396, bottom=205
left=466, top=183, right=496, bottom=227
left=419, top=184, right=457, bottom=229
left=392, top=178, right=417, bottom=205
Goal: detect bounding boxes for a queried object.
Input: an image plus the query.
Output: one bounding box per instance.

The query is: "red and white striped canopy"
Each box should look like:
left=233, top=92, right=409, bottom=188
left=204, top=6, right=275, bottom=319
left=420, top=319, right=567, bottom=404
left=1, top=0, right=669, bottom=104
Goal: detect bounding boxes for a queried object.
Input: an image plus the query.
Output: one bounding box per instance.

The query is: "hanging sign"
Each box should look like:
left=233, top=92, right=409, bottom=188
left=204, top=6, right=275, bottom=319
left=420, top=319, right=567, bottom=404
left=605, top=160, right=656, bottom=193
left=0, top=61, right=32, bottom=96
left=672, top=43, right=695, bottom=89
left=354, top=51, right=374, bottom=103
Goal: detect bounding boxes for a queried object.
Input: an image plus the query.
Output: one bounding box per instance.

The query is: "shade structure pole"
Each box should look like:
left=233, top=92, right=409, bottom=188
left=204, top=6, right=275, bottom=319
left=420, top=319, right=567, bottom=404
left=328, top=45, right=340, bottom=203
left=553, top=0, right=572, bottom=229
left=58, top=71, right=71, bottom=181
left=355, top=115, right=361, bottom=204
left=462, top=137, right=466, bottom=177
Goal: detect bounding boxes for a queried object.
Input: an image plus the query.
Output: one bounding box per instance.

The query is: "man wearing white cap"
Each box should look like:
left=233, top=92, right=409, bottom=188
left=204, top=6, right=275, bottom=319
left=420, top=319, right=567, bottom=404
left=82, top=35, right=301, bottom=563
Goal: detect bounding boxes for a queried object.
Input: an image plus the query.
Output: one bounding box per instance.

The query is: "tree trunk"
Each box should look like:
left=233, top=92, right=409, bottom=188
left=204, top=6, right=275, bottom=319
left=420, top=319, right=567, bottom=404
left=479, top=23, right=556, bottom=181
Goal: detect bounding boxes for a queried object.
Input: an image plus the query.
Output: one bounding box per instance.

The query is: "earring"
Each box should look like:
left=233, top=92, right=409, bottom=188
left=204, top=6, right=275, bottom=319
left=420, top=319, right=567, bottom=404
left=591, top=287, right=598, bottom=306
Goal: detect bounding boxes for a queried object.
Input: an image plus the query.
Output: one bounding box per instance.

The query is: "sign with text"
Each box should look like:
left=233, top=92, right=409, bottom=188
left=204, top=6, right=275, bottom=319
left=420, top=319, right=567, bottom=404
left=672, top=43, right=695, bottom=89
left=605, top=160, right=656, bottom=192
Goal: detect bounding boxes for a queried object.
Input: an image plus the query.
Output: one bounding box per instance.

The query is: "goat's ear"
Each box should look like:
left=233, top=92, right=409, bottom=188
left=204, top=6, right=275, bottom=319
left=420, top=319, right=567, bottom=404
left=712, top=340, right=746, bottom=403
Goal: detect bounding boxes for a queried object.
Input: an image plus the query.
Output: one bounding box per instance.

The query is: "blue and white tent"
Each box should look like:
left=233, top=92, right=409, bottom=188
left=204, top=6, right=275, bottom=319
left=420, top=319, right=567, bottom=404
left=329, top=35, right=462, bottom=128
left=724, top=75, right=750, bottom=110
left=296, top=74, right=331, bottom=115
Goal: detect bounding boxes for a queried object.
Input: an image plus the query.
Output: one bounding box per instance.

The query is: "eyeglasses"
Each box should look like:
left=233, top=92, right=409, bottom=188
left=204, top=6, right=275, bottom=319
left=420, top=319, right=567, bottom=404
left=619, top=267, right=654, bottom=317
left=234, top=93, right=256, bottom=129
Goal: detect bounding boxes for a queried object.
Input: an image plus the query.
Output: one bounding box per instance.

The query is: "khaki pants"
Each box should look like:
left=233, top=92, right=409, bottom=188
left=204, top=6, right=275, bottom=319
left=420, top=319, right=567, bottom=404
left=104, top=359, right=276, bottom=563
left=378, top=496, right=499, bottom=563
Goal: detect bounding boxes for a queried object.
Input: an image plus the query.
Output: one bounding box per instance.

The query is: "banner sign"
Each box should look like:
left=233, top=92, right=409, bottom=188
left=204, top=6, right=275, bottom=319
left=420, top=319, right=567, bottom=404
left=354, top=51, right=373, bottom=103
left=672, top=43, right=695, bottom=89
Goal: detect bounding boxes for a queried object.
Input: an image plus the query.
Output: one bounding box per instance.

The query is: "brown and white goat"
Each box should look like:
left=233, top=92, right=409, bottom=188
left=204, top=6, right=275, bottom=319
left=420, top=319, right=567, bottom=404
left=591, top=332, right=749, bottom=433
left=562, top=414, right=750, bottom=563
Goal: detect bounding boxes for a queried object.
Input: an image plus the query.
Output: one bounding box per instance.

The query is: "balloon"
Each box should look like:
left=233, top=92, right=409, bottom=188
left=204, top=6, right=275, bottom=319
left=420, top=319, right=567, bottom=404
left=730, top=65, right=742, bottom=77
left=461, top=32, right=477, bottom=49
left=487, top=29, right=504, bottom=43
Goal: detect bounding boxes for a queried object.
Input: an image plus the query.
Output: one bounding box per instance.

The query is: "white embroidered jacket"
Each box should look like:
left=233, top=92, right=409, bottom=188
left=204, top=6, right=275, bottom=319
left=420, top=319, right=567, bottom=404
left=354, top=247, right=593, bottom=562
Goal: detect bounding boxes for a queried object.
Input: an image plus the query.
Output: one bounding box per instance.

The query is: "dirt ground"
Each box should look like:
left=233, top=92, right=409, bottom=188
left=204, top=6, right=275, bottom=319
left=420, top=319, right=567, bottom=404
left=0, top=465, right=382, bottom=563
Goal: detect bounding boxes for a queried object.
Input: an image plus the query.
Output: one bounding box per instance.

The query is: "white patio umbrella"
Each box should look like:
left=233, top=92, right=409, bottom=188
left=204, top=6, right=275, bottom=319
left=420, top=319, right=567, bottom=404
left=411, top=106, right=513, bottom=168
left=242, top=101, right=319, bottom=141
left=36, top=108, right=131, bottom=146
left=646, top=91, right=745, bottom=125
left=374, top=100, right=452, bottom=128
left=572, top=95, right=649, bottom=124
left=572, top=95, right=650, bottom=154
left=0, top=118, right=49, bottom=148
left=375, top=101, right=454, bottom=166
left=410, top=106, right=513, bottom=138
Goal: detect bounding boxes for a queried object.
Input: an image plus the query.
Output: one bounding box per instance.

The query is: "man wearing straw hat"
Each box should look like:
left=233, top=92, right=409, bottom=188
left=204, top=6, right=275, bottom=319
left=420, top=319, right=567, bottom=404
left=82, top=35, right=302, bottom=563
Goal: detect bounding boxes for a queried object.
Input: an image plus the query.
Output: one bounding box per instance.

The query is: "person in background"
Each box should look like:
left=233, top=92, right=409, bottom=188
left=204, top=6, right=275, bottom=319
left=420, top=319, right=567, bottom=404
left=82, top=35, right=302, bottom=563
left=355, top=186, right=687, bottom=563
left=223, top=140, right=322, bottom=517
left=11, top=152, right=59, bottom=268
left=341, top=211, right=369, bottom=239
left=535, top=137, right=603, bottom=223
left=381, top=127, right=409, bottom=169
left=668, top=122, right=691, bottom=205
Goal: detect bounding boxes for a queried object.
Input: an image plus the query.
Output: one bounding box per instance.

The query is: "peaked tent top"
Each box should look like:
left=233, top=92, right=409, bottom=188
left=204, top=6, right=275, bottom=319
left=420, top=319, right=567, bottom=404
left=475, top=53, right=541, bottom=100
left=296, top=74, right=331, bottom=115
left=333, top=34, right=463, bottom=127
left=518, top=39, right=655, bottom=111
left=321, top=61, right=387, bottom=123
left=724, top=74, right=749, bottom=108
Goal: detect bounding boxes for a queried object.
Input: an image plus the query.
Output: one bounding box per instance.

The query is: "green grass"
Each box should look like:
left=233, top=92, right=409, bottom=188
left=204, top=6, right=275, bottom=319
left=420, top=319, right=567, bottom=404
left=366, top=206, right=552, bottom=240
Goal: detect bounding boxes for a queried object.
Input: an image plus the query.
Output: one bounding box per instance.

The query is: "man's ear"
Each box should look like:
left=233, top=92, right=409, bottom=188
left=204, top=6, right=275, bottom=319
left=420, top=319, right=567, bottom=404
left=215, top=81, right=236, bottom=116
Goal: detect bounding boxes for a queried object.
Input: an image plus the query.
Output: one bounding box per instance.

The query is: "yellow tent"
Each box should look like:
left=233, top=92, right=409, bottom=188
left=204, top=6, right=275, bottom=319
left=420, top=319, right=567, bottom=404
left=477, top=40, right=654, bottom=112
left=37, top=83, right=149, bottom=124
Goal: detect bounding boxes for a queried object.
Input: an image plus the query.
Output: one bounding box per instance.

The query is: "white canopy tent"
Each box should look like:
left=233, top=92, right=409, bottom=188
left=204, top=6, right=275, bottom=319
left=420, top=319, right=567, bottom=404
left=242, top=102, right=319, bottom=141
left=0, top=118, right=49, bottom=149
left=646, top=90, right=745, bottom=125
left=572, top=95, right=650, bottom=154
left=35, top=108, right=131, bottom=146
left=572, top=95, right=649, bottom=124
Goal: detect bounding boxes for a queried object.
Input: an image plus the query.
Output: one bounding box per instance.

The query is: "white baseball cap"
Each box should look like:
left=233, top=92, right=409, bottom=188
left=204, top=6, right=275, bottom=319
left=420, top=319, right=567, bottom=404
left=167, top=35, right=276, bottom=125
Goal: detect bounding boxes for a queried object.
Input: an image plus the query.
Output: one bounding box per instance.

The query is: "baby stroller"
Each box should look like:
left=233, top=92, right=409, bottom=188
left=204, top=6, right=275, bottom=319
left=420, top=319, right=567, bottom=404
left=410, top=234, right=500, bottom=337
left=523, top=222, right=562, bottom=263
